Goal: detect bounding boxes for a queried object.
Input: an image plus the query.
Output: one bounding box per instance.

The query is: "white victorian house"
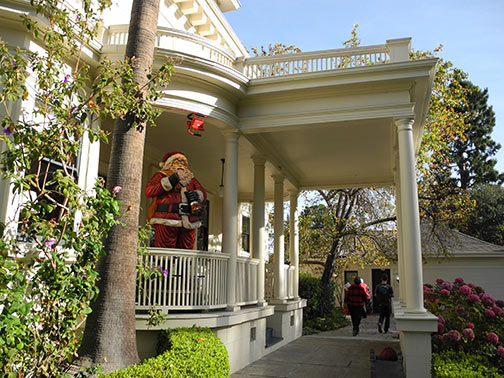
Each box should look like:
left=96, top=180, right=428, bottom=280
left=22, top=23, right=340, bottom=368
left=0, top=0, right=438, bottom=376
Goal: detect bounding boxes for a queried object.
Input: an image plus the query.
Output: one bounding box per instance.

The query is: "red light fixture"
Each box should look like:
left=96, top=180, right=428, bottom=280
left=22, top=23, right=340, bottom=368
left=187, top=112, right=206, bottom=136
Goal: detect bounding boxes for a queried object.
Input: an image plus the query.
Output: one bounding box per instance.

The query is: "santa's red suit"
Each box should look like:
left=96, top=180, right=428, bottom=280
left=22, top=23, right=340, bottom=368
left=145, top=152, right=206, bottom=249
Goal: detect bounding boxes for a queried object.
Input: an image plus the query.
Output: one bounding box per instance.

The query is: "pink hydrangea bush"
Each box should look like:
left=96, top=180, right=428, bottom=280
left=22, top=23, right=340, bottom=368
left=424, top=278, right=504, bottom=371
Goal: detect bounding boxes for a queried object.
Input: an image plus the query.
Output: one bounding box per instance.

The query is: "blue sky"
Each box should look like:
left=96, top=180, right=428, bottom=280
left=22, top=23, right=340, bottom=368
left=226, top=0, right=504, bottom=174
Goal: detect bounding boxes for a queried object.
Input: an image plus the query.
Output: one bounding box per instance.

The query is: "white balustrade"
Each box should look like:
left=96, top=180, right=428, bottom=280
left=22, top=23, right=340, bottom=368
left=103, top=25, right=235, bottom=68
left=243, top=44, right=390, bottom=79
left=286, top=265, right=296, bottom=299
left=136, top=249, right=260, bottom=312
left=136, top=249, right=229, bottom=312
left=265, top=263, right=296, bottom=301
left=236, top=256, right=259, bottom=305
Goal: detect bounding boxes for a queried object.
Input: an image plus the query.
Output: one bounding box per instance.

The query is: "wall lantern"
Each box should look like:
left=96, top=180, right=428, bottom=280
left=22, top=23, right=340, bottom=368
left=217, top=158, right=225, bottom=197
left=186, top=112, right=206, bottom=136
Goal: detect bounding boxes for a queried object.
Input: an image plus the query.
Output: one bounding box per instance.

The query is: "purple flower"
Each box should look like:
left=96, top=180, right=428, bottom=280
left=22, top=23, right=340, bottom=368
left=497, top=346, right=504, bottom=359
left=459, top=285, right=471, bottom=295
left=440, top=289, right=450, bottom=295
left=64, top=74, right=71, bottom=83
left=436, top=278, right=444, bottom=284
left=468, top=283, right=475, bottom=288
left=481, top=294, right=495, bottom=306
left=441, top=282, right=453, bottom=291
left=466, top=294, right=480, bottom=303
left=71, top=107, right=77, bottom=114
left=12, top=60, right=16, bottom=66
left=463, top=328, right=475, bottom=342
left=454, top=277, right=464, bottom=284
left=446, top=330, right=461, bottom=342
left=3, top=126, right=13, bottom=136
left=497, top=299, right=504, bottom=308
left=437, top=315, right=445, bottom=324
left=467, top=322, right=474, bottom=329
left=475, top=286, right=485, bottom=295
left=44, top=238, right=56, bottom=247
left=162, top=269, right=168, bottom=277
left=455, top=305, right=468, bottom=317
left=485, top=309, right=496, bottom=318
left=487, top=332, right=499, bottom=345
left=492, top=306, right=503, bottom=316
left=437, top=322, right=445, bottom=334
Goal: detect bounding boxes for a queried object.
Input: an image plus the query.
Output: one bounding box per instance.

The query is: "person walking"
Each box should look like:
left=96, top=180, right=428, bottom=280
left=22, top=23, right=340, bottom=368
left=344, top=276, right=369, bottom=336
left=374, top=274, right=394, bottom=333
left=359, top=278, right=371, bottom=318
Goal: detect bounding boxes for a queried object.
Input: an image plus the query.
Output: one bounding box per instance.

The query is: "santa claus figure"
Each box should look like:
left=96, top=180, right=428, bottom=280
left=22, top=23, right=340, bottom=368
left=145, top=152, right=206, bottom=249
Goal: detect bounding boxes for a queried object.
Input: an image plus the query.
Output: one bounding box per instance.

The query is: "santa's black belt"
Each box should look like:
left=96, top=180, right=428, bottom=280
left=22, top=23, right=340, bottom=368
left=156, top=203, right=191, bottom=215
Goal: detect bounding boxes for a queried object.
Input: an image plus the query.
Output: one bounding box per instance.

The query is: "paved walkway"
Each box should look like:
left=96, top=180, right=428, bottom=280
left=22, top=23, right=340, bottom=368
left=231, top=314, right=401, bottom=378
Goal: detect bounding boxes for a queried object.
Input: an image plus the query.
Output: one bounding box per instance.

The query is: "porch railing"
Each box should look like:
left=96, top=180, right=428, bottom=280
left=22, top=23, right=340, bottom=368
left=236, top=256, right=259, bottom=305
left=242, top=44, right=389, bottom=79
left=136, top=249, right=260, bottom=312
left=265, top=263, right=296, bottom=301
left=103, top=25, right=236, bottom=68
left=136, top=249, right=229, bottom=311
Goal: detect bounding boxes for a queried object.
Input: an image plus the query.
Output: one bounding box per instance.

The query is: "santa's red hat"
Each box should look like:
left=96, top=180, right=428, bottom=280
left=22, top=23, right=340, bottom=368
left=160, top=152, right=187, bottom=168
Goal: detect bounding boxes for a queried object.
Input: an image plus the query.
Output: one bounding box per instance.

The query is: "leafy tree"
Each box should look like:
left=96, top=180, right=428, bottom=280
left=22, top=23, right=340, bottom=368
left=412, top=50, right=475, bottom=232
left=449, top=79, right=503, bottom=190
left=78, top=0, right=168, bottom=372
left=250, top=43, right=301, bottom=57
left=0, top=0, right=172, bottom=375
left=465, top=184, right=504, bottom=246
left=299, top=189, right=396, bottom=315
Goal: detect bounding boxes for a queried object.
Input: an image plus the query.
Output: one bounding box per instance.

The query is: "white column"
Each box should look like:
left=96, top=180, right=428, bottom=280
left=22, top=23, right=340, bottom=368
left=222, top=131, right=239, bottom=310
left=396, top=118, right=425, bottom=313
left=252, top=155, right=266, bottom=305
left=395, top=171, right=407, bottom=306
left=289, top=190, right=300, bottom=300
left=272, top=174, right=286, bottom=302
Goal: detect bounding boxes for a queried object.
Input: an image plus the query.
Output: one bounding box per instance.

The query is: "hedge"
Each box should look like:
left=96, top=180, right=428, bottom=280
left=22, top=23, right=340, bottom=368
left=102, top=327, right=229, bottom=377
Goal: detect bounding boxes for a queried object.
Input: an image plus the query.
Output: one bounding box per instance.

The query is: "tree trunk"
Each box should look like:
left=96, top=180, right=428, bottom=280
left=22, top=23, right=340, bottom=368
left=317, top=238, right=341, bottom=316
left=78, top=0, right=160, bottom=371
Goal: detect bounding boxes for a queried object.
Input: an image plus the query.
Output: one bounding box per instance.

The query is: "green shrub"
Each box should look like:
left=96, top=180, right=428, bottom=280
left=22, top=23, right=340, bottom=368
left=102, top=327, right=229, bottom=378
left=299, top=273, right=323, bottom=319
left=432, top=350, right=501, bottom=378
left=299, top=274, right=348, bottom=334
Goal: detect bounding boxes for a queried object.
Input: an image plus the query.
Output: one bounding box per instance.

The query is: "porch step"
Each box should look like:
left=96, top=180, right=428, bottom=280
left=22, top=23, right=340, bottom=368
left=265, top=327, right=283, bottom=348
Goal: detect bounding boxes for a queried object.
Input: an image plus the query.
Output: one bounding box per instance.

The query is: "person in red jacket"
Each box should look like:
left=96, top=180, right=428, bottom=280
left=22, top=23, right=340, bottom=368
left=344, top=276, right=369, bottom=336
left=145, top=152, right=206, bottom=249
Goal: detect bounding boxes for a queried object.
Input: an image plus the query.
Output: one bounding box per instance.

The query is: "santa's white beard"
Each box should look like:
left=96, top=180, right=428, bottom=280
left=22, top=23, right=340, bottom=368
left=164, top=163, right=194, bottom=187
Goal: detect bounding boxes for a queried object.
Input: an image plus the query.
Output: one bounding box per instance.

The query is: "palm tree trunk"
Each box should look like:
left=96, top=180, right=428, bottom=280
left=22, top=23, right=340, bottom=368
left=78, top=0, right=160, bottom=371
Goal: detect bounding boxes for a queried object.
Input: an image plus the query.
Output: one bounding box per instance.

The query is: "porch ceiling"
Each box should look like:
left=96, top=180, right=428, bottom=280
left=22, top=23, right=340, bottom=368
left=245, top=117, right=397, bottom=192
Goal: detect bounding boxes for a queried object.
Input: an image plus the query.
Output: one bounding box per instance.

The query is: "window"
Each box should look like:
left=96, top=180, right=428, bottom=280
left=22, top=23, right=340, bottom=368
left=17, top=157, right=79, bottom=241
left=344, top=270, right=358, bottom=286
left=196, top=200, right=209, bottom=251
left=241, top=215, right=250, bottom=252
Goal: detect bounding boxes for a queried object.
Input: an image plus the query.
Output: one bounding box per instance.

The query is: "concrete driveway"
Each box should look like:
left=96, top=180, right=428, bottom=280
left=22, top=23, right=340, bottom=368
left=231, top=314, right=401, bottom=378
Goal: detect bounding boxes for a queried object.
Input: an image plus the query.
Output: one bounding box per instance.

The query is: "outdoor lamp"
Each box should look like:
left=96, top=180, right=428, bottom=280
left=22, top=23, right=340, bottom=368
left=218, top=158, right=225, bottom=197
left=186, top=112, right=206, bottom=136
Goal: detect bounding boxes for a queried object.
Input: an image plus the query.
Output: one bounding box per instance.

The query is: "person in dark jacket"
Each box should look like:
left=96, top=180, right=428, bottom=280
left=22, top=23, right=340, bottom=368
left=374, top=274, right=394, bottom=333
left=344, top=276, right=369, bottom=336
